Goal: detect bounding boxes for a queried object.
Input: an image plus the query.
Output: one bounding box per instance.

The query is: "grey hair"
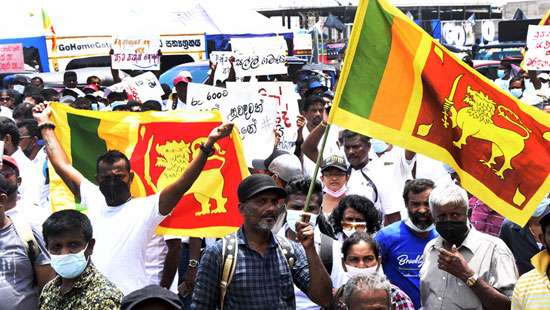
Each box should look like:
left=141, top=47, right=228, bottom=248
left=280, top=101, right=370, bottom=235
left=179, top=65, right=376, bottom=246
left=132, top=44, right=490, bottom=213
left=343, top=273, right=391, bottom=308
left=428, top=182, right=469, bottom=214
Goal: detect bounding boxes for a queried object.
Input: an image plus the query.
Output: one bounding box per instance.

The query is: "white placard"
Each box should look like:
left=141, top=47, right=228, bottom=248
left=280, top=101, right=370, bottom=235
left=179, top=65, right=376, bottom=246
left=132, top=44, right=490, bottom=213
left=111, top=36, right=161, bottom=70
left=186, top=83, right=229, bottom=111
left=210, top=51, right=233, bottom=82
left=525, top=25, right=550, bottom=71
left=210, top=50, right=287, bottom=78
left=227, top=82, right=300, bottom=153
left=109, top=72, right=164, bottom=103
left=220, top=88, right=277, bottom=166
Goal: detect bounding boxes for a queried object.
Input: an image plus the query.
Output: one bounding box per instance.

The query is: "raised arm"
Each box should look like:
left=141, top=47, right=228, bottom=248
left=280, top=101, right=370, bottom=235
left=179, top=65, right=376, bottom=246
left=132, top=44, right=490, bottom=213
left=158, top=123, right=233, bottom=215
left=33, top=103, right=85, bottom=200
left=301, top=121, right=326, bottom=162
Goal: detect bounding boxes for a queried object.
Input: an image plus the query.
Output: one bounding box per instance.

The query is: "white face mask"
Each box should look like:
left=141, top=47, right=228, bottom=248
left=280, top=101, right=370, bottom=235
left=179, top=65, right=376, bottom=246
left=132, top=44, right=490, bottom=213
left=49, top=244, right=89, bottom=279
left=323, top=184, right=347, bottom=198
left=12, top=84, right=25, bottom=94
left=404, top=218, right=435, bottom=233
left=343, top=228, right=356, bottom=238
left=345, top=264, right=383, bottom=279
left=286, top=210, right=318, bottom=233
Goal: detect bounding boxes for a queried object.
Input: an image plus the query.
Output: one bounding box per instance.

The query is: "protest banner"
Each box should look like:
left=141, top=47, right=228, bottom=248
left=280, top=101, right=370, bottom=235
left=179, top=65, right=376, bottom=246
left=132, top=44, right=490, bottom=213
left=220, top=88, right=277, bottom=165
left=111, top=36, right=161, bottom=70
left=210, top=50, right=287, bottom=78
left=49, top=103, right=249, bottom=237
left=109, top=72, right=164, bottom=103
left=525, top=25, right=550, bottom=70
left=210, top=51, right=233, bottom=82
left=0, top=43, right=25, bottom=73
left=227, top=82, right=300, bottom=153
left=186, top=83, right=229, bottom=111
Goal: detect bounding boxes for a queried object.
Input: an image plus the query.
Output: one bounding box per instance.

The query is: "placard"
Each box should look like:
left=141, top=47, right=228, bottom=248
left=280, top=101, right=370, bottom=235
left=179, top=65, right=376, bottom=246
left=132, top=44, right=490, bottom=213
left=0, top=43, right=25, bottom=73
left=111, top=36, right=161, bottom=70
left=525, top=25, right=550, bottom=70
left=186, top=83, right=229, bottom=111
left=210, top=51, right=287, bottom=78
left=109, top=72, right=164, bottom=103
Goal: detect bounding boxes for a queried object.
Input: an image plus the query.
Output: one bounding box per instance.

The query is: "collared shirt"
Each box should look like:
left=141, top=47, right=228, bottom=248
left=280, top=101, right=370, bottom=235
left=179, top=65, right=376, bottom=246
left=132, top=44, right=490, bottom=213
left=39, top=263, right=123, bottom=310
left=511, top=250, right=550, bottom=310
left=499, top=219, right=541, bottom=275
left=191, top=227, right=311, bottom=309
left=420, top=227, right=518, bottom=310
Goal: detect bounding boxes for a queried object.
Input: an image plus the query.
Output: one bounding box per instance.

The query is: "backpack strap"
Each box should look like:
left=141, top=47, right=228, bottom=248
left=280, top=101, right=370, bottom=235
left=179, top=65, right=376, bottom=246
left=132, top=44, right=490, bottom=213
left=275, top=235, right=297, bottom=268
left=10, top=216, right=40, bottom=285
left=360, top=169, right=378, bottom=203
left=319, top=233, right=334, bottom=275
left=219, top=233, right=238, bottom=310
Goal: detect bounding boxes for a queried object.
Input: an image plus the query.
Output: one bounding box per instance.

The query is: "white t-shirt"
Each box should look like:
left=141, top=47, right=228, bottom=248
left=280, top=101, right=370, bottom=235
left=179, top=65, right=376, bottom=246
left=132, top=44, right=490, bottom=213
left=80, top=179, right=166, bottom=294
left=12, top=148, right=42, bottom=207
left=346, top=158, right=406, bottom=217
left=145, top=234, right=180, bottom=293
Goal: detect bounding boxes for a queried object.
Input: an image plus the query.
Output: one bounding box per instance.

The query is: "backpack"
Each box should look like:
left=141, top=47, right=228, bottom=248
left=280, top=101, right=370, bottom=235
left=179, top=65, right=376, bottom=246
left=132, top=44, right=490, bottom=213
left=218, top=232, right=334, bottom=309
left=10, top=216, right=40, bottom=284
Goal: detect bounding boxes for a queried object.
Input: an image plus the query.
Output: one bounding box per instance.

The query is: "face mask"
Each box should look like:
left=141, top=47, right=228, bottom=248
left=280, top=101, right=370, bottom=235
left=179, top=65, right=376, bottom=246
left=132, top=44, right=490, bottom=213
left=370, top=139, right=388, bottom=154
left=99, top=176, right=131, bottom=206
left=286, top=209, right=318, bottom=233
left=343, top=228, right=356, bottom=238
left=435, top=221, right=469, bottom=246
left=324, top=184, right=347, bottom=198
left=50, top=244, right=89, bottom=279
left=497, top=69, right=505, bottom=79
left=404, top=218, right=434, bottom=233
left=345, top=264, right=380, bottom=279
left=12, top=84, right=24, bottom=94
left=510, top=88, right=523, bottom=98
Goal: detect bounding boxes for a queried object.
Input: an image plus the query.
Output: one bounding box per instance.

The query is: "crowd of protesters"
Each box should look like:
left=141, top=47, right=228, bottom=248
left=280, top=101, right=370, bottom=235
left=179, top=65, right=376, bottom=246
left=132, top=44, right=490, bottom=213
left=0, top=45, right=549, bottom=310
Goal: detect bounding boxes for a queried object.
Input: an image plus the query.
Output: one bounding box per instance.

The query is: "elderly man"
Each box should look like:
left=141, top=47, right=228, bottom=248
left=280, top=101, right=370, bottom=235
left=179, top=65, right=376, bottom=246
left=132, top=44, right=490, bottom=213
left=420, top=183, right=517, bottom=310
left=341, top=274, right=392, bottom=310
left=191, top=174, right=332, bottom=309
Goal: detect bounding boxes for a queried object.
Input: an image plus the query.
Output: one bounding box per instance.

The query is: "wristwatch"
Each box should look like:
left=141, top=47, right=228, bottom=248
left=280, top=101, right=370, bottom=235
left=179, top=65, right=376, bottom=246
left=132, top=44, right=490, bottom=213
left=188, top=259, right=200, bottom=268
left=465, top=272, right=479, bottom=287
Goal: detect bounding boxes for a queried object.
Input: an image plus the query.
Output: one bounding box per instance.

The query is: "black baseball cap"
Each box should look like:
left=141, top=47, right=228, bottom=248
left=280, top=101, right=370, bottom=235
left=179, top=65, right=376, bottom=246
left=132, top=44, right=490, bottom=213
left=121, top=285, right=181, bottom=310
left=237, top=174, right=287, bottom=203
left=321, top=155, right=348, bottom=173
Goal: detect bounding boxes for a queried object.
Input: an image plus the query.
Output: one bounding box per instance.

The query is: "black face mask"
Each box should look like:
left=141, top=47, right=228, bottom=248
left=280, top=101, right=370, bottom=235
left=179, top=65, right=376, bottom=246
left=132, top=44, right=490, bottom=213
left=435, top=221, right=469, bottom=246
left=99, top=176, right=130, bottom=206
left=409, top=210, right=433, bottom=230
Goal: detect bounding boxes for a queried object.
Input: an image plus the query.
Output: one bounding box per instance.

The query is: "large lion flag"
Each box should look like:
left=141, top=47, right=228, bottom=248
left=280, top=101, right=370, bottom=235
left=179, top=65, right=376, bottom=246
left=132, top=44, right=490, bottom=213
left=49, top=103, right=249, bottom=237
left=329, top=0, right=550, bottom=226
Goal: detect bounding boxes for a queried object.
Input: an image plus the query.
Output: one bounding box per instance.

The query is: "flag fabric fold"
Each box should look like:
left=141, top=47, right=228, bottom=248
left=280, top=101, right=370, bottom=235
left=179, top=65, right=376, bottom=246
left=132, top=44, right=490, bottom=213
left=329, top=0, right=550, bottom=226
left=49, top=103, right=249, bottom=237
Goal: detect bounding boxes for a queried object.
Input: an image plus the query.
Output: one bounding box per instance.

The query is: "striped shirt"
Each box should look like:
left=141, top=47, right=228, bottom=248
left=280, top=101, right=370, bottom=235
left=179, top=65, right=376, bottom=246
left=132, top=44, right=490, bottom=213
left=512, top=250, right=550, bottom=310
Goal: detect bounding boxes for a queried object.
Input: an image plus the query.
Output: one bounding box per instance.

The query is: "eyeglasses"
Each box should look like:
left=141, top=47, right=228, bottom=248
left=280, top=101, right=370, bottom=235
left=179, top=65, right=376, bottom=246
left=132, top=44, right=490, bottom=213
left=341, top=221, right=367, bottom=231
left=19, top=135, right=31, bottom=139
left=0, top=97, right=12, bottom=102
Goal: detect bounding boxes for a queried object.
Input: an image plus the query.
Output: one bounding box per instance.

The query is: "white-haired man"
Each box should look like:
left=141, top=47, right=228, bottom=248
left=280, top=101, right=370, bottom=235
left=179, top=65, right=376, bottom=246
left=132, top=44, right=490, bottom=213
left=341, top=273, right=392, bottom=310
left=419, top=183, right=517, bottom=310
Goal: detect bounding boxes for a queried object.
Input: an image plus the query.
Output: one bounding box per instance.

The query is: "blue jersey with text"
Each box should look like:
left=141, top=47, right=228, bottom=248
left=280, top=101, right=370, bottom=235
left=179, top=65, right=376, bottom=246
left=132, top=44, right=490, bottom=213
left=375, top=220, right=438, bottom=309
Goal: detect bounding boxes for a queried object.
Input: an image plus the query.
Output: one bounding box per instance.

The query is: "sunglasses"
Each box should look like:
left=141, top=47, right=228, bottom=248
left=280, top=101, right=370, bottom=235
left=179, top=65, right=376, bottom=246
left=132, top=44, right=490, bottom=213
left=341, top=221, right=367, bottom=231
left=0, top=97, right=12, bottom=102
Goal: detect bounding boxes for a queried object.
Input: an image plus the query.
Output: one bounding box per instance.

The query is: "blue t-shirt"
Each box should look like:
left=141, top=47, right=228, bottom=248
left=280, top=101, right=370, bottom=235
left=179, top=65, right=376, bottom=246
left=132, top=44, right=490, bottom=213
left=374, top=220, right=438, bottom=309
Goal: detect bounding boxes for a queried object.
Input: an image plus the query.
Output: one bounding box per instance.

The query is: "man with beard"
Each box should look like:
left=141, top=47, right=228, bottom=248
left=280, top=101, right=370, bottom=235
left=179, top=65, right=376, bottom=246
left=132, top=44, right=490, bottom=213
left=420, top=183, right=517, bottom=310
left=511, top=210, right=550, bottom=309
left=32, top=102, right=234, bottom=294
left=374, top=179, right=437, bottom=309
left=192, top=174, right=332, bottom=309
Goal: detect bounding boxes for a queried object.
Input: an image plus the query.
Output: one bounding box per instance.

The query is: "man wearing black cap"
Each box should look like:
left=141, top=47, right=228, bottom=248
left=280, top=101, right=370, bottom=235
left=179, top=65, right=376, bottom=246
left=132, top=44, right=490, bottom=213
left=192, top=174, right=332, bottom=309
left=122, top=285, right=181, bottom=310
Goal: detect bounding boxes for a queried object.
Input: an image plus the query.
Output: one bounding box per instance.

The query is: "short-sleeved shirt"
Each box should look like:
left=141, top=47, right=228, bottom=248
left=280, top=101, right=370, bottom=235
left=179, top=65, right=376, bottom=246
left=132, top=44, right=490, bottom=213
left=191, top=227, right=311, bottom=309
left=39, top=263, right=123, bottom=310
left=420, top=227, right=518, bottom=310
left=375, top=220, right=438, bottom=309
left=499, top=219, right=541, bottom=275
left=511, top=250, right=550, bottom=310
left=0, top=219, right=50, bottom=310
left=346, top=159, right=405, bottom=217
left=80, top=179, right=166, bottom=294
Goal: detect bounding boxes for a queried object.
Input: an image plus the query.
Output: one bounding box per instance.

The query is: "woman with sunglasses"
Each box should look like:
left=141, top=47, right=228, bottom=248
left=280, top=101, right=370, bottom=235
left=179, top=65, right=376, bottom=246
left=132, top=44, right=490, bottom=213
left=331, top=232, right=414, bottom=310
left=329, top=195, right=381, bottom=241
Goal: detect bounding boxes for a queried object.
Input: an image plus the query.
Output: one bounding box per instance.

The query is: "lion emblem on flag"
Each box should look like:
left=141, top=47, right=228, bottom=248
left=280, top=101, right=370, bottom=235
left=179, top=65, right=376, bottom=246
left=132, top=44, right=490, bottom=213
left=442, top=74, right=531, bottom=179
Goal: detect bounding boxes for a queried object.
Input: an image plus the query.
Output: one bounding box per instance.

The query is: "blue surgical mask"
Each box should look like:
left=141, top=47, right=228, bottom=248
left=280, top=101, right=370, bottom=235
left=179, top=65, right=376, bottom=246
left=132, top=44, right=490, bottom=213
left=510, top=88, right=523, bottom=98
left=370, top=139, right=388, bottom=154
left=497, top=69, right=505, bottom=79
left=50, top=244, right=89, bottom=279
left=12, top=84, right=25, bottom=94
left=286, top=210, right=318, bottom=233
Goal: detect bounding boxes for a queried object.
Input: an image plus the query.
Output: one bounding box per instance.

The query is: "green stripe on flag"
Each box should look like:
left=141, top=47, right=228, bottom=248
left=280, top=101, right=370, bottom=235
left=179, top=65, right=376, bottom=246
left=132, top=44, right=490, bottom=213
left=67, top=113, right=107, bottom=184
left=339, top=0, right=393, bottom=118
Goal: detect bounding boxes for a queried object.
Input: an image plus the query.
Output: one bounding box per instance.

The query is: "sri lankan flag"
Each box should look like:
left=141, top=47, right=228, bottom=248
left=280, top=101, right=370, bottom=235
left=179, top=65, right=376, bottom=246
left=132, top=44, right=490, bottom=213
left=49, top=103, right=249, bottom=237
left=329, top=0, right=550, bottom=226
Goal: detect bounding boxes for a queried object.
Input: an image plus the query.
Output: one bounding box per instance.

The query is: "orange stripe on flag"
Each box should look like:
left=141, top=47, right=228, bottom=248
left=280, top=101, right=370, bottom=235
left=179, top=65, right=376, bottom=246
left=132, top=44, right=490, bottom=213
left=369, top=17, right=423, bottom=129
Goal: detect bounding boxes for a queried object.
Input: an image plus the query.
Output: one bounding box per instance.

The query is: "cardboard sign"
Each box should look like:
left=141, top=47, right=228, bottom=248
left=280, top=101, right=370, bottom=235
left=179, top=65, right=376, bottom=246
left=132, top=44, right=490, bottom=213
left=0, top=43, right=25, bottom=73
left=109, top=72, right=164, bottom=103
left=227, top=82, right=300, bottom=153
left=210, top=51, right=233, bottom=82
left=525, top=25, right=550, bottom=70
left=186, top=83, right=229, bottom=111
left=210, top=51, right=287, bottom=78
left=220, top=88, right=277, bottom=166
left=111, top=36, right=161, bottom=70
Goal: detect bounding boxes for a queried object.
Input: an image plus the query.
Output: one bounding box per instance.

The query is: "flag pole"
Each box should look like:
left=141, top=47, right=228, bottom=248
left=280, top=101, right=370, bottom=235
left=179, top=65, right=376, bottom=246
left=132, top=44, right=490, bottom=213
left=303, top=122, right=331, bottom=215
